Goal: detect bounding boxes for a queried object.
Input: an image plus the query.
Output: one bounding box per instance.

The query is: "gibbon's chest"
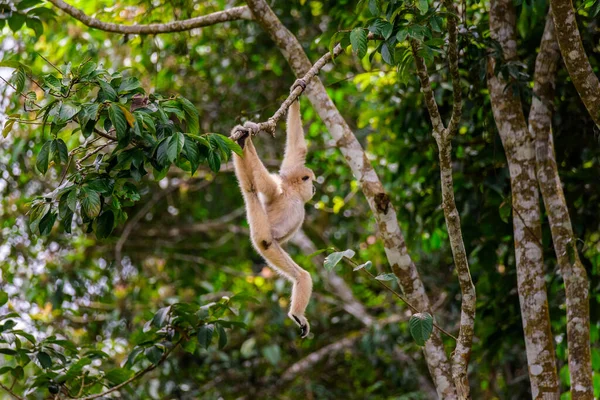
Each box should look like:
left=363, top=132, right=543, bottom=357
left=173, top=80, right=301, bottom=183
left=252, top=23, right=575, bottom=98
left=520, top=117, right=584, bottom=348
left=263, top=196, right=305, bottom=243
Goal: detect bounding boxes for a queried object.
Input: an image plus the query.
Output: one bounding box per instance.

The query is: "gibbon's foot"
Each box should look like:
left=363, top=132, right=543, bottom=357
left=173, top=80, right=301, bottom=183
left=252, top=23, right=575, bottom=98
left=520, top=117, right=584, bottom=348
left=289, top=313, right=310, bottom=338
left=291, top=78, right=307, bottom=94
left=234, top=127, right=250, bottom=149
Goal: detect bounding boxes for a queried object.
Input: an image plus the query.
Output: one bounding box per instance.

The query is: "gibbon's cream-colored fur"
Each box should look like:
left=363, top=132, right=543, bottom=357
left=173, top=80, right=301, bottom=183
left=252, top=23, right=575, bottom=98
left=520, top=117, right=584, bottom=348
left=232, top=83, right=315, bottom=337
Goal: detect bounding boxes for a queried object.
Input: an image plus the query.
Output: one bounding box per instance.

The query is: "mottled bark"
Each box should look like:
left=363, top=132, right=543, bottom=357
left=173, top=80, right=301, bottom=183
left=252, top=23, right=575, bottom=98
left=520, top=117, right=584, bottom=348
left=48, top=0, right=253, bottom=34
left=410, top=2, right=476, bottom=396
left=529, top=15, right=593, bottom=399
left=245, top=0, right=457, bottom=397
left=550, top=0, right=600, bottom=127
left=488, top=1, right=560, bottom=397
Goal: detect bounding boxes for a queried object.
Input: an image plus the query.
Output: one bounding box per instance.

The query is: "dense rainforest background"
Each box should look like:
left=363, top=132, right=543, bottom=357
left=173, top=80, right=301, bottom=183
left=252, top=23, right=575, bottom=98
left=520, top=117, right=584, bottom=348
left=1, top=0, right=599, bottom=398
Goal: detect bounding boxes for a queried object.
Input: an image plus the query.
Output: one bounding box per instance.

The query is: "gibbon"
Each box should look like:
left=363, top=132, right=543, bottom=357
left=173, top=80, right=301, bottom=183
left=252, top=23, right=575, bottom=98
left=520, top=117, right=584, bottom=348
left=232, top=80, right=315, bottom=338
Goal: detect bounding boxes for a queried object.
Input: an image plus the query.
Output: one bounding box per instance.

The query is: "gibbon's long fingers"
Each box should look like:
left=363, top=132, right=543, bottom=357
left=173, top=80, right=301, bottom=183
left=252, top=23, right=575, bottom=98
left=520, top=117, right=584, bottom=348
left=243, top=192, right=313, bottom=338
left=280, top=100, right=308, bottom=173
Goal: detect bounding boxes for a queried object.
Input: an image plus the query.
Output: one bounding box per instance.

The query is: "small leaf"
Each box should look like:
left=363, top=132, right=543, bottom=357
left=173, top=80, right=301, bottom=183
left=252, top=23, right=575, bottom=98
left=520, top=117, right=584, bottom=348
left=14, top=67, right=26, bottom=93
left=2, top=119, right=15, bottom=138
left=118, top=77, right=142, bottom=93
left=178, top=97, right=200, bottom=135
left=262, top=345, right=281, bottom=366
left=409, top=312, right=433, bottom=346
left=323, top=249, right=355, bottom=271
left=381, top=42, right=395, bottom=65
left=105, top=368, right=134, bottom=385
left=217, top=324, right=227, bottom=350
left=38, top=211, right=56, bottom=236
left=183, top=135, right=200, bottom=173
left=36, top=140, right=51, bottom=174
left=375, top=273, right=396, bottom=281
left=81, top=188, right=101, bottom=218
left=167, top=132, right=185, bottom=163
left=0, top=291, right=7, bottom=307
left=197, top=324, right=215, bottom=349
left=353, top=261, right=372, bottom=271
left=207, top=149, right=221, bottom=173
left=144, top=346, right=163, bottom=364
left=499, top=199, right=512, bottom=224
left=96, top=210, right=115, bottom=239
left=417, top=0, right=429, bottom=14
left=98, top=80, right=118, bottom=101
left=350, top=28, right=368, bottom=59
left=37, top=351, right=52, bottom=368
left=108, top=103, right=128, bottom=141
left=152, top=306, right=171, bottom=329
left=79, top=61, right=97, bottom=78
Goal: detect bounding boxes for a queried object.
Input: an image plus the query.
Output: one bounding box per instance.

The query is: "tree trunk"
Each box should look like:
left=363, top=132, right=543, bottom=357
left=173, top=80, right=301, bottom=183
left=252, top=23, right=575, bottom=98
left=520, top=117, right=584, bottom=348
left=551, top=0, right=600, bottom=127
left=488, top=0, right=560, bottom=397
left=245, top=0, right=457, bottom=397
left=529, top=14, right=593, bottom=399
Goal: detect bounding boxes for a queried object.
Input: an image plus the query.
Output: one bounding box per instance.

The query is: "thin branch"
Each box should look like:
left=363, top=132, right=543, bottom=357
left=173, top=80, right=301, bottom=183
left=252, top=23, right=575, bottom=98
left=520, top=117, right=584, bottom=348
left=444, top=0, right=463, bottom=138
left=343, top=257, right=458, bottom=341
left=47, top=0, right=253, bottom=34
left=75, top=338, right=183, bottom=400
left=0, top=382, right=24, bottom=400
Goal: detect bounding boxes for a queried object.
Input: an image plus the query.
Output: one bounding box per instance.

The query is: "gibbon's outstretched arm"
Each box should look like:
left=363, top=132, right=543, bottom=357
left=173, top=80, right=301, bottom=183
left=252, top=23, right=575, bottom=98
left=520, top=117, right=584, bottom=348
left=281, top=81, right=308, bottom=173
left=233, top=128, right=279, bottom=202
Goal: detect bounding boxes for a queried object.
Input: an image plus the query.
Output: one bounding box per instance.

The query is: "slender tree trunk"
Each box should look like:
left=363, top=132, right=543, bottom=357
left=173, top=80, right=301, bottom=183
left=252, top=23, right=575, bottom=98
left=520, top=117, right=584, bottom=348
left=529, top=14, right=593, bottom=399
left=488, top=1, right=560, bottom=397
left=244, top=0, right=458, bottom=397
left=550, top=0, right=600, bottom=127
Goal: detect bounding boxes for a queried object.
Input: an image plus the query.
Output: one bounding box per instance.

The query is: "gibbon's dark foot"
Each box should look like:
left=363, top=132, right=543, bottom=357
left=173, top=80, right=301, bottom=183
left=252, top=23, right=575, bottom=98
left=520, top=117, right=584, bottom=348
left=291, top=78, right=307, bottom=94
left=289, top=313, right=310, bottom=338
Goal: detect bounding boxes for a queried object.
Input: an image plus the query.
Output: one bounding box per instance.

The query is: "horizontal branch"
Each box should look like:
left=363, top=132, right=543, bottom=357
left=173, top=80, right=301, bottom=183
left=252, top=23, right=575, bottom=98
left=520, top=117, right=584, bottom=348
left=48, top=0, right=253, bottom=34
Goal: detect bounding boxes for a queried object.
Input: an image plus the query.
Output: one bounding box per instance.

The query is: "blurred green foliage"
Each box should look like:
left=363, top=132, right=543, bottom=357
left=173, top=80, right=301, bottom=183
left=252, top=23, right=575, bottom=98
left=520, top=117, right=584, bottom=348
left=1, top=0, right=600, bottom=398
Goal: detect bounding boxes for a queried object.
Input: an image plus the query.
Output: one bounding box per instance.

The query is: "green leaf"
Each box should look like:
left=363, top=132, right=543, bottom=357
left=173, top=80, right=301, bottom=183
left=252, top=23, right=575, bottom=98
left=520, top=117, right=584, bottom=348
left=323, top=249, right=355, bottom=271
left=38, top=211, right=56, bottom=236
left=370, top=19, right=393, bottom=40
left=2, top=119, right=15, bottom=138
left=17, top=0, right=42, bottom=10
left=98, top=80, right=117, bottom=101
left=167, top=132, right=185, bottom=163
left=353, top=261, right=372, bottom=271
left=499, top=199, right=512, bottom=223
left=152, top=306, right=171, bottom=328
left=262, top=345, right=281, bottom=366
left=178, top=97, right=200, bottom=135
left=217, top=324, right=227, bottom=350
left=197, top=324, right=215, bottom=349
left=368, top=0, right=379, bottom=15
left=8, top=14, right=26, bottom=32
left=207, top=149, right=221, bottom=173
left=79, top=61, right=97, bottom=78
left=52, top=139, right=68, bottom=164
left=0, top=291, right=7, bottom=307
left=96, top=210, right=115, bottom=239
left=430, top=15, right=442, bottom=32
left=105, top=368, right=134, bottom=385
left=183, top=135, right=200, bottom=173
left=409, top=312, right=433, bottom=346
left=144, top=346, right=163, bottom=364
left=37, top=351, right=52, bottom=368
left=350, top=28, right=368, bottom=59
left=80, top=188, right=101, bottom=218
left=381, top=42, right=395, bottom=65
left=417, top=0, right=429, bottom=14
left=108, top=103, right=128, bottom=141
left=375, top=273, right=396, bottom=281
left=118, top=77, right=142, bottom=93
left=13, top=67, right=26, bottom=93
left=25, top=17, right=43, bottom=36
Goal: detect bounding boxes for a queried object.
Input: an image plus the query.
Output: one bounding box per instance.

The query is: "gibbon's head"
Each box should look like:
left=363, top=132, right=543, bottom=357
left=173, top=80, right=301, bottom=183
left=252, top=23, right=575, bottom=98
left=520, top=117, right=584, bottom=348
left=282, top=166, right=316, bottom=202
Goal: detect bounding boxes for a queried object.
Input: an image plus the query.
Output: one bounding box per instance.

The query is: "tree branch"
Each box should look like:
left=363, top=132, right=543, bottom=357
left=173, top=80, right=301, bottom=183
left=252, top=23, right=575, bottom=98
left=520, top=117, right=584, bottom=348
left=47, top=0, right=253, bottom=34
left=0, top=382, right=24, bottom=400
left=529, top=12, right=593, bottom=397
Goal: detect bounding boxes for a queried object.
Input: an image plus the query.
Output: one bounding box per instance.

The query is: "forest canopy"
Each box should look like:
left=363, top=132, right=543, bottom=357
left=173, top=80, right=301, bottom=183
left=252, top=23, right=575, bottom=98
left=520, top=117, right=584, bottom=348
left=1, top=0, right=600, bottom=399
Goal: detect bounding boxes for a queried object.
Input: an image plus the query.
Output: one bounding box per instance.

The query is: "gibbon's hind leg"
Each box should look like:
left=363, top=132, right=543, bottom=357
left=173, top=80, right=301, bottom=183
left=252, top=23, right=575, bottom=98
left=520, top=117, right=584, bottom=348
left=244, top=192, right=313, bottom=338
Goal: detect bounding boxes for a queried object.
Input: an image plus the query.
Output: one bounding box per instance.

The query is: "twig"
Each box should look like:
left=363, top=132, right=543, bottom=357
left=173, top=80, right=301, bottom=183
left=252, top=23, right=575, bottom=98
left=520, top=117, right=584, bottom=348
left=343, top=257, right=458, bottom=341
left=0, top=382, right=24, bottom=400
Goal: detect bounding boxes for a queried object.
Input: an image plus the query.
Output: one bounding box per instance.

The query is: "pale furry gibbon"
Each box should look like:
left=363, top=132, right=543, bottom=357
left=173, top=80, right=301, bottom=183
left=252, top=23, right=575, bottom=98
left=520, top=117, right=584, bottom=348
left=231, top=80, right=315, bottom=338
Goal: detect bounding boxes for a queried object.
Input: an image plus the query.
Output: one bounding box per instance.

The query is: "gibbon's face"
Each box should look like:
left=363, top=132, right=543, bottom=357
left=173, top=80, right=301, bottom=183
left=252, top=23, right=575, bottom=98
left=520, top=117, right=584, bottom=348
left=283, top=166, right=316, bottom=202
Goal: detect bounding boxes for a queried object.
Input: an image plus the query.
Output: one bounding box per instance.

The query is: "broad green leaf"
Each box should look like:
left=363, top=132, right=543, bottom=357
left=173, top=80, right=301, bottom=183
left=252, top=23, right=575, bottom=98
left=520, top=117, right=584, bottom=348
left=25, top=17, right=43, bottom=36
left=350, top=28, right=368, bottom=59
left=13, top=67, right=26, bottom=93
left=324, top=249, right=355, bottom=271
left=381, top=42, right=395, bottom=65
left=368, top=0, right=379, bottom=15
left=178, top=97, right=200, bottom=134
left=38, top=211, right=56, bottom=236
left=167, top=132, right=185, bottom=163
left=98, top=80, right=117, bottom=101
left=183, top=135, right=200, bottom=173
left=8, top=14, right=26, bottom=33
left=17, top=0, right=43, bottom=9
left=409, top=312, right=434, bottom=346
left=2, top=119, right=15, bottom=138
left=96, top=210, right=114, bottom=239
left=417, top=0, right=429, bottom=14
left=207, top=149, right=221, bottom=173
left=36, top=141, right=51, bottom=174
left=144, top=346, right=163, bottom=364
left=152, top=306, right=171, bottom=328
left=79, top=61, right=97, bottom=78
left=80, top=188, right=101, bottom=218
left=217, top=324, right=227, bottom=350
left=0, top=291, right=7, bottom=307
left=105, top=368, right=134, bottom=385
left=108, top=103, right=128, bottom=140
left=37, top=351, right=52, bottom=368
left=499, top=199, right=512, bottom=223
left=197, top=324, right=215, bottom=349
left=118, top=77, right=142, bottom=93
